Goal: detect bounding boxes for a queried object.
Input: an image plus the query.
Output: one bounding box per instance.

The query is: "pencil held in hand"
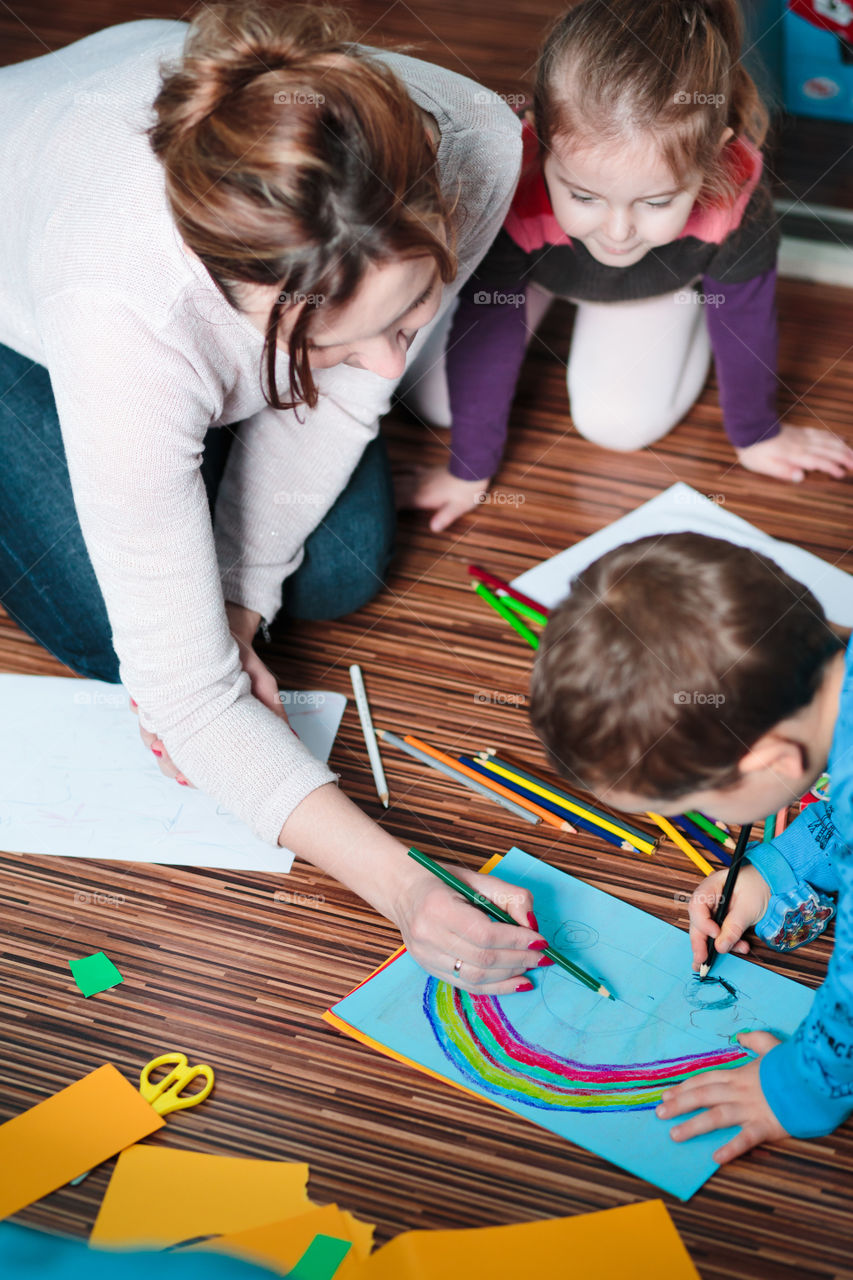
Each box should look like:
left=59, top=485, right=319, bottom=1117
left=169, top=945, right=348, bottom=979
left=349, top=664, right=389, bottom=808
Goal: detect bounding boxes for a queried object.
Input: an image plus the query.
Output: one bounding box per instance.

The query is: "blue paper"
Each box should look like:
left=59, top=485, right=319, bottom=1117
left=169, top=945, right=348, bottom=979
left=329, top=847, right=815, bottom=1199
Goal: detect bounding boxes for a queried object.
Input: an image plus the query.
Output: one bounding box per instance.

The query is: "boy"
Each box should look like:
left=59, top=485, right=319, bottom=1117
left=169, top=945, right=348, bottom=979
left=529, top=531, right=852, bottom=1164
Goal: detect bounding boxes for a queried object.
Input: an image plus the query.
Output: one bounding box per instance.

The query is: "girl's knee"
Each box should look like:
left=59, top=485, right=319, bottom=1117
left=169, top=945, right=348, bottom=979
left=570, top=397, right=679, bottom=452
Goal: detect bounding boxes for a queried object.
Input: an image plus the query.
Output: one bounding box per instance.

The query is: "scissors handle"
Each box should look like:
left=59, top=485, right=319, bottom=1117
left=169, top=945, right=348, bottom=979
left=140, top=1052, right=215, bottom=1116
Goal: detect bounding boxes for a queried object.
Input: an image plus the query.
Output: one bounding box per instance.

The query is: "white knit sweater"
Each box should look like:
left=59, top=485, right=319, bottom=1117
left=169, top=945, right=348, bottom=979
left=0, top=21, right=521, bottom=845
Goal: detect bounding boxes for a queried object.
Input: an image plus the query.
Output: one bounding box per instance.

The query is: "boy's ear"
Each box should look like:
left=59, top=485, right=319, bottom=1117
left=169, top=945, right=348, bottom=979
left=718, top=126, right=734, bottom=150
left=737, top=733, right=805, bottom=782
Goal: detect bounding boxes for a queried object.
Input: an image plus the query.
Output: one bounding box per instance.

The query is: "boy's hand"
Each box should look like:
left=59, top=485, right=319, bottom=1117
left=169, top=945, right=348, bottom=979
left=687, top=865, right=771, bottom=969
left=736, top=424, right=853, bottom=483
left=657, top=1031, right=788, bottom=1163
left=394, top=464, right=490, bottom=532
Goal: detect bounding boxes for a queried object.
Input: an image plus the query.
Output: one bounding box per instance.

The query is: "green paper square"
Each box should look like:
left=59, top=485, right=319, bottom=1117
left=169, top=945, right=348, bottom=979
left=69, top=950, right=123, bottom=997
left=292, top=1234, right=352, bottom=1280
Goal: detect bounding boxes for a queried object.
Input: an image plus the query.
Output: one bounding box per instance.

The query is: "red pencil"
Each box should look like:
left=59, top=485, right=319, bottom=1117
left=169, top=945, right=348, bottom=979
left=467, top=565, right=549, bottom=617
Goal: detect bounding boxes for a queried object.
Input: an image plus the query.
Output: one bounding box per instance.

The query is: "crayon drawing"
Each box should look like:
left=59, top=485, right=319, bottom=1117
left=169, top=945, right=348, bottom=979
left=327, top=847, right=816, bottom=1199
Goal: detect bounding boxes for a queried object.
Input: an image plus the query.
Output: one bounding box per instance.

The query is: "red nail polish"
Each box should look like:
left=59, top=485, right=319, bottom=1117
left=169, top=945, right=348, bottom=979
left=151, top=747, right=162, bottom=757
left=130, top=698, right=137, bottom=708
left=515, top=980, right=534, bottom=992
left=527, top=912, right=539, bottom=931
left=177, top=778, right=188, bottom=786
left=537, top=956, right=555, bottom=967
left=527, top=939, right=548, bottom=951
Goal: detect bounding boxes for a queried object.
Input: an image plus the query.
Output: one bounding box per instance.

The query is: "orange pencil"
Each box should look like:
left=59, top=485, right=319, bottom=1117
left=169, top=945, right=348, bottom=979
left=403, top=734, right=576, bottom=833
left=774, top=806, right=789, bottom=838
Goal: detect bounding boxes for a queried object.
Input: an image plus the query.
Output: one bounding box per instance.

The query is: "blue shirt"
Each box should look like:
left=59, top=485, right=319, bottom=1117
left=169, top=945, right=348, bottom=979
left=748, top=638, right=853, bottom=1138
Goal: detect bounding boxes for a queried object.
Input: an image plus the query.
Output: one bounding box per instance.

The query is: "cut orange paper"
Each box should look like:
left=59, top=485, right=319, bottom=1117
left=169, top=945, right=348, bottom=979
left=90, top=1146, right=311, bottom=1248
left=191, top=1203, right=374, bottom=1275
left=0, top=1064, right=164, bottom=1221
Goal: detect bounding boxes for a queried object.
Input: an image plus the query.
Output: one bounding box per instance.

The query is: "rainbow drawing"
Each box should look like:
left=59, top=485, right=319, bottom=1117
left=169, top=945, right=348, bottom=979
left=423, top=978, right=752, bottom=1113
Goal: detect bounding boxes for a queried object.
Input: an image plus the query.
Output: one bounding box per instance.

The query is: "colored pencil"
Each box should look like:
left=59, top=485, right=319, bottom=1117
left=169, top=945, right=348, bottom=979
left=647, top=813, right=715, bottom=877
left=478, top=756, right=656, bottom=854
left=672, top=814, right=733, bottom=865
left=684, top=811, right=736, bottom=851
left=763, top=813, right=776, bottom=842
left=472, top=581, right=539, bottom=650
left=407, top=846, right=613, bottom=999
left=774, top=806, right=789, bottom=838
left=461, top=757, right=638, bottom=849
left=467, top=565, right=549, bottom=617
left=348, top=664, right=389, bottom=808
left=457, top=757, right=577, bottom=833
left=401, top=735, right=572, bottom=832
left=482, top=752, right=654, bottom=847
left=496, top=593, right=549, bottom=628
left=699, top=823, right=753, bottom=979
left=377, top=730, right=542, bottom=825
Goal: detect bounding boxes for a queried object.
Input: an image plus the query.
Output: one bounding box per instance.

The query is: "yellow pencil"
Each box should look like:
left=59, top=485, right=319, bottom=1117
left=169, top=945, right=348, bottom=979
left=647, top=812, right=714, bottom=877
left=480, top=758, right=656, bottom=854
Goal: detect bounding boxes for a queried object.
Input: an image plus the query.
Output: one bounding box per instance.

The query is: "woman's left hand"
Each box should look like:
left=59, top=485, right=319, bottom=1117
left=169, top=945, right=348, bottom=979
left=656, top=1030, right=788, bottom=1163
left=737, top=424, right=853, bottom=482
left=130, top=601, right=290, bottom=786
left=394, top=463, right=490, bottom=531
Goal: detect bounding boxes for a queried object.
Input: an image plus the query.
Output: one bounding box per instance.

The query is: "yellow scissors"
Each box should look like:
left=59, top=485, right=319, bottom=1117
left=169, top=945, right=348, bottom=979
left=139, top=1051, right=215, bottom=1115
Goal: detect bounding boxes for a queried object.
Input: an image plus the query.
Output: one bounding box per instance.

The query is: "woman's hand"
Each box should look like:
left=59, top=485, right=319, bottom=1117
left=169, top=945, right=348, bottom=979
left=130, top=601, right=290, bottom=785
left=394, top=861, right=549, bottom=993
left=736, top=424, right=853, bottom=483
left=394, top=463, right=490, bottom=532
left=657, top=1031, right=788, bottom=1163
left=687, top=865, right=771, bottom=970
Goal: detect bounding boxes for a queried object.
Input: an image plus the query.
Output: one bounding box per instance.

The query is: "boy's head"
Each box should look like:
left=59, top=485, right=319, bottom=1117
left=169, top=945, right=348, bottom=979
left=529, top=533, right=845, bottom=824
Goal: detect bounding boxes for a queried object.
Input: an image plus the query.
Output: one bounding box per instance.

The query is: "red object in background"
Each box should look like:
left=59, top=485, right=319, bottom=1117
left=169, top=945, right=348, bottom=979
left=788, top=0, right=853, bottom=43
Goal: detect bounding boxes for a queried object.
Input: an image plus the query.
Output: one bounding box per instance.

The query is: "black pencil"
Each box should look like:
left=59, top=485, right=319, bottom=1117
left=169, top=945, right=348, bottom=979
left=699, top=822, right=753, bottom=979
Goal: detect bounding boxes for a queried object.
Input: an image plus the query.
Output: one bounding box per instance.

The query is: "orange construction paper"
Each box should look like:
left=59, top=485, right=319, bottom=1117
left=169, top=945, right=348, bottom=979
left=90, top=1146, right=311, bottom=1249
left=0, top=1064, right=164, bottom=1221
left=192, top=1203, right=374, bottom=1275
left=350, top=1201, right=699, bottom=1280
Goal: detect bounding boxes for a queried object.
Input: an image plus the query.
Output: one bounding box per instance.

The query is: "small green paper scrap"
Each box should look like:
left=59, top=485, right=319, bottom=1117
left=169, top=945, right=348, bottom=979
left=69, top=951, right=123, bottom=997
left=292, top=1234, right=352, bottom=1280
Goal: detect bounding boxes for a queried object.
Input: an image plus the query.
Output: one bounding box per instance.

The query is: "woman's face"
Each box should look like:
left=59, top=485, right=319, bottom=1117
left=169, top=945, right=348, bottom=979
left=542, top=132, right=702, bottom=269
left=237, top=255, right=442, bottom=380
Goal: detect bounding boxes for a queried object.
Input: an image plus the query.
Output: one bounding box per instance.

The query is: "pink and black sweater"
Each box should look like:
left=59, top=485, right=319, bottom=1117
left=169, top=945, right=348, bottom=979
left=446, top=123, right=781, bottom=481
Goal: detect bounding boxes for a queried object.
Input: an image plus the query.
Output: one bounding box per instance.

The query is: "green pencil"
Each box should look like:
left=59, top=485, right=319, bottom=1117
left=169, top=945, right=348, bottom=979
left=684, top=811, right=736, bottom=851
left=407, top=846, right=614, bottom=1000
left=497, top=593, right=549, bottom=628
left=473, top=581, right=540, bottom=650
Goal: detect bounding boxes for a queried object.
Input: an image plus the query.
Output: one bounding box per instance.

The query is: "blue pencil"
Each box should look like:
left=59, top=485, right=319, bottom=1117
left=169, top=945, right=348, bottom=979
left=459, top=757, right=635, bottom=851
left=672, top=814, right=733, bottom=866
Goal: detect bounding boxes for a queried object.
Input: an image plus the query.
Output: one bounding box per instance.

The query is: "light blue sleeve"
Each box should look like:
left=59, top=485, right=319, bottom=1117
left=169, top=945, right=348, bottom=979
left=747, top=802, right=839, bottom=951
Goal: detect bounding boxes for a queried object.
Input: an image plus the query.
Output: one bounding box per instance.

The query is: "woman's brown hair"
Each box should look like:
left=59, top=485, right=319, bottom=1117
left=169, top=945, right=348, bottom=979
left=529, top=533, right=843, bottom=800
left=149, top=3, right=456, bottom=410
left=533, top=0, right=769, bottom=209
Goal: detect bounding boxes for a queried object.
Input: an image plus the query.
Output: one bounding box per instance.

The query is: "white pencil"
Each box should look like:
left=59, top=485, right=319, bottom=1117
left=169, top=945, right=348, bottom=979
left=349, top=664, right=389, bottom=808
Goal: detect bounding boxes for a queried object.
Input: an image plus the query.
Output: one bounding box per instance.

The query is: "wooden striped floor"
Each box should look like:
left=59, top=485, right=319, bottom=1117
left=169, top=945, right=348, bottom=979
left=3, top=4, right=853, bottom=1278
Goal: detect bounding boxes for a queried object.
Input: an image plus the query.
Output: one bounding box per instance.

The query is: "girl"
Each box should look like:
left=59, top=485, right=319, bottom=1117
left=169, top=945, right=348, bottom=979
left=0, top=4, right=543, bottom=992
left=398, top=0, right=853, bottom=532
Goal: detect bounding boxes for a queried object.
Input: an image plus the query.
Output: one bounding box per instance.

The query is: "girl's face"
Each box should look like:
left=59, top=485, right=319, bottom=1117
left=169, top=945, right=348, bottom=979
left=543, top=132, right=703, bottom=268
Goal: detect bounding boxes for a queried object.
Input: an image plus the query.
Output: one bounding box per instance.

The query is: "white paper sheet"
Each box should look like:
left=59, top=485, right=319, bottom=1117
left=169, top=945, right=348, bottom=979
left=512, top=482, right=853, bottom=623
left=0, top=676, right=346, bottom=872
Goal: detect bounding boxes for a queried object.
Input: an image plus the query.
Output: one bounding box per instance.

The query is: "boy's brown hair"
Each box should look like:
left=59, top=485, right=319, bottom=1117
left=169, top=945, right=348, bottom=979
left=529, top=533, right=844, bottom=800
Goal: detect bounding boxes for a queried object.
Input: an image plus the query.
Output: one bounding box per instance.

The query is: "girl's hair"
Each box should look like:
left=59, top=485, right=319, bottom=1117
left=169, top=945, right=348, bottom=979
left=149, top=3, right=456, bottom=411
left=529, top=533, right=844, bottom=800
left=533, top=0, right=769, bottom=208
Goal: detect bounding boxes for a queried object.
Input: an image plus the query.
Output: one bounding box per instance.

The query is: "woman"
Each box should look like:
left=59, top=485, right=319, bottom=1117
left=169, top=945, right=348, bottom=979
left=0, top=4, right=545, bottom=991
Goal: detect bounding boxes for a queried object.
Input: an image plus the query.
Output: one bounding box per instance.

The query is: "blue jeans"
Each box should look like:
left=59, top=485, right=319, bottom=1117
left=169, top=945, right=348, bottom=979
left=0, top=343, right=396, bottom=683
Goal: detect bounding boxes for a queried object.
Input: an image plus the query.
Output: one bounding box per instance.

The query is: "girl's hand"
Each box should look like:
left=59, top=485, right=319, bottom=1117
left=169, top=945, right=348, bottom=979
left=736, top=424, right=853, bottom=483
left=687, top=865, right=771, bottom=969
left=657, top=1031, right=788, bottom=1163
left=394, top=861, right=548, bottom=993
left=130, top=602, right=291, bottom=786
left=394, top=464, right=490, bottom=532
